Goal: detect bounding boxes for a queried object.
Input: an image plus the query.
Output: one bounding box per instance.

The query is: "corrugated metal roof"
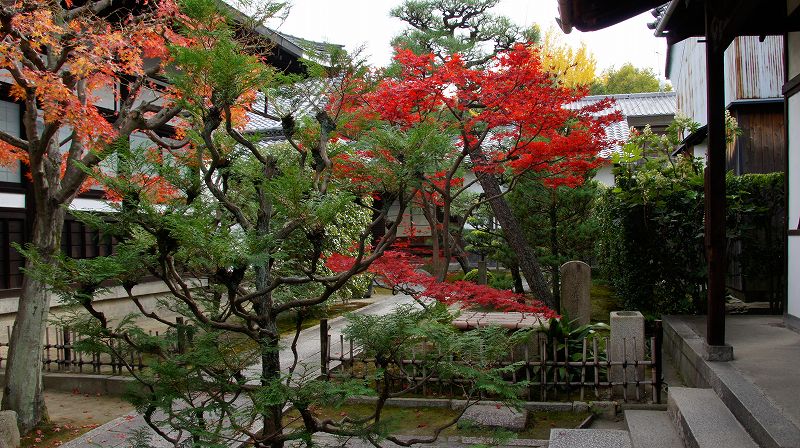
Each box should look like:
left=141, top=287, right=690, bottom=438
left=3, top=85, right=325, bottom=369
left=569, top=91, right=677, bottom=117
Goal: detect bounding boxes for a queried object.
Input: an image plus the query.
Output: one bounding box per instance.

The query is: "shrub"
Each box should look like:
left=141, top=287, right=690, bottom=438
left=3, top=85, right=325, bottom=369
left=463, top=268, right=495, bottom=284
left=597, top=156, right=785, bottom=316
left=489, top=273, right=515, bottom=291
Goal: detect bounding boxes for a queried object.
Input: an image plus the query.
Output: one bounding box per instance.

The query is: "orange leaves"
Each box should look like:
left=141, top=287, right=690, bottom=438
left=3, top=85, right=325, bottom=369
left=104, top=173, right=180, bottom=204
left=0, top=140, right=26, bottom=167
left=10, top=8, right=60, bottom=50
left=0, top=0, right=187, bottom=162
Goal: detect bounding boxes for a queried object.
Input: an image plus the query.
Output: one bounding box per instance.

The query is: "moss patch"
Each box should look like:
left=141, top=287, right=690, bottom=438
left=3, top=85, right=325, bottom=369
left=591, top=280, right=624, bottom=323
left=284, top=403, right=588, bottom=441
left=21, top=422, right=98, bottom=448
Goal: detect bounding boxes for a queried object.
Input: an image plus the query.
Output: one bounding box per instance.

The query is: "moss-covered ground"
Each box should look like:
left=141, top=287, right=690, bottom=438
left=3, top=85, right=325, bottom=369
left=283, top=403, right=588, bottom=440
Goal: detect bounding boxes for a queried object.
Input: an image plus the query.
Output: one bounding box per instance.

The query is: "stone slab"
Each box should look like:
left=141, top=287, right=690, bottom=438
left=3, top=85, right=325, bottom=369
left=624, top=410, right=682, bottom=448
left=459, top=404, right=528, bottom=431
left=548, top=429, right=632, bottom=448
left=667, top=387, right=757, bottom=448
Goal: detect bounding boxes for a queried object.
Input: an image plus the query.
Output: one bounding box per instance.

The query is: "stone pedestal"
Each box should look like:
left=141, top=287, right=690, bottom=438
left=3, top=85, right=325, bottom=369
left=610, top=311, right=645, bottom=397
left=560, top=261, right=591, bottom=325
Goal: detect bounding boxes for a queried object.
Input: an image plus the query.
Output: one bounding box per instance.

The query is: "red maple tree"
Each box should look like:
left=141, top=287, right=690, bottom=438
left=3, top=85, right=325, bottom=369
left=333, top=44, right=620, bottom=302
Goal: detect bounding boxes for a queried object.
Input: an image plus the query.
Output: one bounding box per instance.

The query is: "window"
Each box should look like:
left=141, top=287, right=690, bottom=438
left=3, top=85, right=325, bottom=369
left=0, top=214, right=25, bottom=289
left=0, top=100, right=21, bottom=183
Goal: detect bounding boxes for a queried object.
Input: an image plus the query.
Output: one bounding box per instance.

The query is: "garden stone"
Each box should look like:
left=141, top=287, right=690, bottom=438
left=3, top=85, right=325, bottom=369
left=0, top=410, right=20, bottom=448
left=559, top=261, right=591, bottom=325
left=610, top=311, right=645, bottom=396
left=458, top=404, right=528, bottom=431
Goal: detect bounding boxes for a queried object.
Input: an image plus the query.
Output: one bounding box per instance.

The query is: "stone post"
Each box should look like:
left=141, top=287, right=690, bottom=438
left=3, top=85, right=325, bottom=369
left=559, top=261, right=591, bottom=325
left=478, top=260, right=488, bottom=285
left=610, top=311, right=645, bottom=397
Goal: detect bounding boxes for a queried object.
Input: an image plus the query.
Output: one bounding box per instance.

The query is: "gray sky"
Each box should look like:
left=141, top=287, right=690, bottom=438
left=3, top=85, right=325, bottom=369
left=274, top=0, right=668, bottom=77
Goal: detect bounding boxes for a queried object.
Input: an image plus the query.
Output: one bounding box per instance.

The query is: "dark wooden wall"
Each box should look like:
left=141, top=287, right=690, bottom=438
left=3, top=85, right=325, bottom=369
left=727, top=101, right=785, bottom=174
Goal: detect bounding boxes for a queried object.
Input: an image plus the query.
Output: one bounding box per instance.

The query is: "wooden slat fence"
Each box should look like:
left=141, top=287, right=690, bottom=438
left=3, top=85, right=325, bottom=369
left=0, top=318, right=191, bottom=375
left=321, top=320, right=664, bottom=404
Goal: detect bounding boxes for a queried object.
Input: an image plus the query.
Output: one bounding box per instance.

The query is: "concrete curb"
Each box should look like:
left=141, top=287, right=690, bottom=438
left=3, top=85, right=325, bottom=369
left=0, top=372, right=142, bottom=396
left=344, top=395, right=623, bottom=415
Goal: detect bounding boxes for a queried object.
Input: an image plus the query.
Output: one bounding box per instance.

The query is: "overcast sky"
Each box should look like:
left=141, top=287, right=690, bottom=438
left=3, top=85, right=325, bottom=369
left=273, top=0, right=668, bottom=77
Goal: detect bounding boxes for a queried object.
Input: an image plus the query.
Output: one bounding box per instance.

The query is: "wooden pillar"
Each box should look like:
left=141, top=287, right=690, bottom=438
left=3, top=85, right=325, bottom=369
left=704, top=0, right=728, bottom=349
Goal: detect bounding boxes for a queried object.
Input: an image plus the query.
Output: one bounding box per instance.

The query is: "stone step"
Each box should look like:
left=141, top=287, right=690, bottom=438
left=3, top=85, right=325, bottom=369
left=548, top=429, right=632, bottom=448
left=668, top=387, right=757, bottom=448
left=625, top=410, right=684, bottom=448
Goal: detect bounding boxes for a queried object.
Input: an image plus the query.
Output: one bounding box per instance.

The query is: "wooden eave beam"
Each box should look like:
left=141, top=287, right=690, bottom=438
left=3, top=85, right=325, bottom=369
left=557, top=0, right=664, bottom=33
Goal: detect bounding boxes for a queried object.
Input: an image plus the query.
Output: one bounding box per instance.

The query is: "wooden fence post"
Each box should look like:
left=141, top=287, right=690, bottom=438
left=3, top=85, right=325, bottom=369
left=654, top=320, right=663, bottom=404
left=320, top=319, right=329, bottom=377
left=176, top=317, right=186, bottom=354
left=63, top=326, right=71, bottom=368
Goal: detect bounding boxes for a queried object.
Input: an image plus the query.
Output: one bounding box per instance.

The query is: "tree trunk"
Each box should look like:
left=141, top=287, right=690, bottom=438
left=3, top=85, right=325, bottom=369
left=471, top=162, right=555, bottom=309
left=260, top=330, right=284, bottom=448
left=549, top=192, right=561, bottom=310
left=510, top=264, right=524, bottom=293
left=2, top=205, right=65, bottom=433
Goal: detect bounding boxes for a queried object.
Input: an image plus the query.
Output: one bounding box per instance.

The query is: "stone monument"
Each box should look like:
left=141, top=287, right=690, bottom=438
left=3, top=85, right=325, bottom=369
left=560, top=261, right=591, bottom=325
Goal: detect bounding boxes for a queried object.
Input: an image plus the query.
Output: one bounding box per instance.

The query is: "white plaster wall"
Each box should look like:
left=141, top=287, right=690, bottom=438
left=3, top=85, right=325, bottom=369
left=788, top=42, right=800, bottom=321
left=789, top=237, right=800, bottom=319
left=462, top=172, right=485, bottom=194
left=694, top=143, right=708, bottom=166
left=789, top=95, right=800, bottom=229
left=593, top=164, right=615, bottom=187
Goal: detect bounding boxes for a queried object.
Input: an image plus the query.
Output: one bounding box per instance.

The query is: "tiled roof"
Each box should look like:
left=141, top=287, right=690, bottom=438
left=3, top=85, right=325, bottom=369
left=570, top=91, right=677, bottom=117
left=598, top=119, right=631, bottom=159
left=245, top=77, right=333, bottom=134
left=276, top=32, right=343, bottom=56
left=220, top=1, right=342, bottom=60
left=568, top=91, right=675, bottom=159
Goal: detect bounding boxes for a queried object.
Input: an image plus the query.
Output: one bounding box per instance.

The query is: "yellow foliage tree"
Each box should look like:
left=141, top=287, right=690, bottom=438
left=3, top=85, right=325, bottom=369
left=539, top=26, right=597, bottom=88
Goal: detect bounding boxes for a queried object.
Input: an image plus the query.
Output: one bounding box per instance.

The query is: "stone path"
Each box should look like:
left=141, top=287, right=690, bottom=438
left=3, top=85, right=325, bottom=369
left=62, top=293, right=417, bottom=448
